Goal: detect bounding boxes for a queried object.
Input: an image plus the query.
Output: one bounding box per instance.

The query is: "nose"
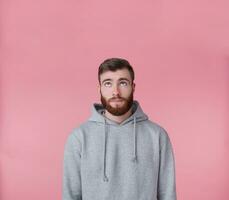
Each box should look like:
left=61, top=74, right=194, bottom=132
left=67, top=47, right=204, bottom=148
left=112, top=84, right=120, bottom=96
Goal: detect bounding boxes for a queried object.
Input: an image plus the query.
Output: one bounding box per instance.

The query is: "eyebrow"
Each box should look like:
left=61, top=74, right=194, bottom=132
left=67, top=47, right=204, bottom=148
left=102, top=78, right=131, bottom=84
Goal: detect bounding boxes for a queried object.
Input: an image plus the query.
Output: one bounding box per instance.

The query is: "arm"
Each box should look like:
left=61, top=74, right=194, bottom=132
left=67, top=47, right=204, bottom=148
left=157, top=128, right=177, bottom=200
left=62, top=132, right=82, bottom=200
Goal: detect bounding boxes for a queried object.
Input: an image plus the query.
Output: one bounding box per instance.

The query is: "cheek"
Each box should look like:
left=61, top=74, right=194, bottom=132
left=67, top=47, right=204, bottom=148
left=100, top=89, right=111, bottom=97
left=120, top=88, right=132, bottom=97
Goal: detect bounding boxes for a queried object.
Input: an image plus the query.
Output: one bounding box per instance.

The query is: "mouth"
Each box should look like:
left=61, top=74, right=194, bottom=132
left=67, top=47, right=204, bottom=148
left=110, top=98, right=123, bottom=102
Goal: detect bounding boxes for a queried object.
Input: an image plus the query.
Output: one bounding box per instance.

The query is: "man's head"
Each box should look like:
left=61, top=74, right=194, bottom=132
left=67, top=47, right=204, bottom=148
left=98, top=58, right=136, bottom=116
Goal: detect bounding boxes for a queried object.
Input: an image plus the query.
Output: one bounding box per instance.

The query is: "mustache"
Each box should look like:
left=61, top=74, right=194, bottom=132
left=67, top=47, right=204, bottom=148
left=109, top=97, right=125, bottom=101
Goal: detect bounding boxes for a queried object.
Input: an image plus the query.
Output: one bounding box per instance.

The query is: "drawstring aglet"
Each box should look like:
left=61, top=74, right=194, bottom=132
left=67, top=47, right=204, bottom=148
left=131, top=156, right=137, bottom=163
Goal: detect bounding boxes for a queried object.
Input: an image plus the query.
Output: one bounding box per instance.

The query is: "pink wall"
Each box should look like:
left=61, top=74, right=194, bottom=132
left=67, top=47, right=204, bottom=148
left=1, top=0, right=229, bottom=199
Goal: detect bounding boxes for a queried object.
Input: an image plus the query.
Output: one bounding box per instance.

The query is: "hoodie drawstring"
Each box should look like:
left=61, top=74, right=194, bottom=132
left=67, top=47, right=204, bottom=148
left=132, top=116, right=137, bottom=162
left=103, top=118, right=109, bottom=182
left=102, top=116, right=137, bottom=182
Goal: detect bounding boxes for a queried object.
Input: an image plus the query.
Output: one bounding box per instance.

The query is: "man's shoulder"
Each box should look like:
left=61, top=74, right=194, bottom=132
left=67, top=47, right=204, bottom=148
left=69, top=120, right=97, bottom=136
left=64, top=121, right=89, bottom=145
left=143, top=119, right=163, bottom=131
left=144, top=119, right=170, bottom=138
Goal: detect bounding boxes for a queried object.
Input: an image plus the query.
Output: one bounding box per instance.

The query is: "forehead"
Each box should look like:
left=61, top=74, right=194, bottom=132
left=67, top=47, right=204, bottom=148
left=100, top=68, right=132, bottom=81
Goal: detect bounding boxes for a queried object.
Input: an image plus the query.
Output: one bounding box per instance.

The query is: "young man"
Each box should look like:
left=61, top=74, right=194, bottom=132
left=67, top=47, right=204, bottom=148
left=62, top=58, right=177, bottom=200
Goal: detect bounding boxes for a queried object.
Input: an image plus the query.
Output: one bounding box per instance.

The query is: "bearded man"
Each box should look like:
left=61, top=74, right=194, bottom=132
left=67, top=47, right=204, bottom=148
left=62, top=58, right=177, bottom=200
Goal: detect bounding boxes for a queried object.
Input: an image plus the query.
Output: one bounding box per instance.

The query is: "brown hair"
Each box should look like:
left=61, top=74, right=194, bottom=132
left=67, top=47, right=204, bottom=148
left=98, top=58, right=135, bottom=84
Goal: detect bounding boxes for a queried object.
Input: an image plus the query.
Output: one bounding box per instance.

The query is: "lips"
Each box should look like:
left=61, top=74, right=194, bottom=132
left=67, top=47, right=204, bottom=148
left=110, top=99, right=123, bottom=102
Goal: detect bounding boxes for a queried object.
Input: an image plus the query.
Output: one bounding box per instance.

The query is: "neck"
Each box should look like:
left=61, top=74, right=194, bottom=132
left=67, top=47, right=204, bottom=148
left=103, top=108, right=132, bottom=124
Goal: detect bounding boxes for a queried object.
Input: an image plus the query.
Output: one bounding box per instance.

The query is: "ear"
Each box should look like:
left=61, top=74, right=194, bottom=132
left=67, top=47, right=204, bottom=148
left=97, top=84, right=101, bottom=94
left=132, top=82, right=136, bottom=92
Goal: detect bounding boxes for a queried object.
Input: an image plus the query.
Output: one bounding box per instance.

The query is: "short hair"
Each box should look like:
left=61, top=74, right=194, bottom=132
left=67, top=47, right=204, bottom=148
left=98, top=58, right=135, bottom=84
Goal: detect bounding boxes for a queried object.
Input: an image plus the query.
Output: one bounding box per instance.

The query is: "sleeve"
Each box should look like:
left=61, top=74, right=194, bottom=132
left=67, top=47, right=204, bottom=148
left=62, top=132, right=82, bottom=200
left=157, top=127, right=177, bottom=200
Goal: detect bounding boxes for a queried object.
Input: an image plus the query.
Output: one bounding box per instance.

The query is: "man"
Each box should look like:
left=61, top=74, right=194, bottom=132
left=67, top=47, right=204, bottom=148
left=62, top=58, right=177, bottom=200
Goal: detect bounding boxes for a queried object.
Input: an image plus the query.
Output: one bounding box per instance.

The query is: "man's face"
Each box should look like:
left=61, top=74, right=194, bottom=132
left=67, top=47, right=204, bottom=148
left=99, top=68, right=135, bottom=116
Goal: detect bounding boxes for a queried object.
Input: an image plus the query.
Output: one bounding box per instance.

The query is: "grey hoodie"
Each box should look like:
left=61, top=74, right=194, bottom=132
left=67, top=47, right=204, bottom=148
left=62, top=100, right=177, bottom=200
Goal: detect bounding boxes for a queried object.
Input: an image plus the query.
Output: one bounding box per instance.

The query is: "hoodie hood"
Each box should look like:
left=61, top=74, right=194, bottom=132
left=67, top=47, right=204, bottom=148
left=88, top=100, right=148, bottom=182
left=88, top=100, right=148, bottom=125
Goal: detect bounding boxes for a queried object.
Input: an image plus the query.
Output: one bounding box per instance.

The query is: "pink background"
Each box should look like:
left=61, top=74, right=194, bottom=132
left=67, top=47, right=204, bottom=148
left=1, top=0, right=229, bottom=199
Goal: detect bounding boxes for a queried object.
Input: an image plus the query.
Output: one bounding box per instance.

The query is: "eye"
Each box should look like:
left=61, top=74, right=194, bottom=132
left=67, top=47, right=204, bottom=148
left=104, top=81, right=112, bottom=87
left=120, top=81, right=128, bottom=86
